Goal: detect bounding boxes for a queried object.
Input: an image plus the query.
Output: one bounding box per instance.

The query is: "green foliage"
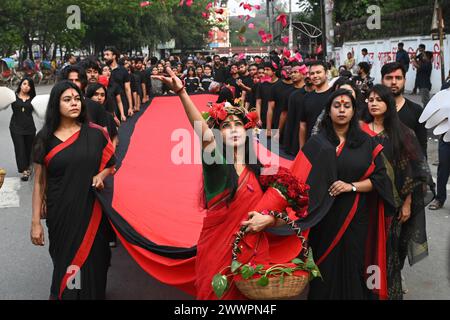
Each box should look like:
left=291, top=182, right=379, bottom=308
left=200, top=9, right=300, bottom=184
left=0, top=0, right=212, bottom=58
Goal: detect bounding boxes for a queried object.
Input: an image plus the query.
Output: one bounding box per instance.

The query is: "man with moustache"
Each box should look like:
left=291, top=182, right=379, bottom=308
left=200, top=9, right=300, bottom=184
left=81, top=58, right=101, bottom=84
left=103, top=47, right=134, bottom=117
left=381, top=62, right=427, bottom=156
left=299, top=61, right=333, bottom=148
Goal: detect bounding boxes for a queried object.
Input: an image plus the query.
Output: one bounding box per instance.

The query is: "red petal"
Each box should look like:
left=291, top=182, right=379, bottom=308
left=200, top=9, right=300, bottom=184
left=248, top=23, right=255, bottom=29
left=205, top=2, right=213, bottom=10
left=281, top=37, right=289, bottom=45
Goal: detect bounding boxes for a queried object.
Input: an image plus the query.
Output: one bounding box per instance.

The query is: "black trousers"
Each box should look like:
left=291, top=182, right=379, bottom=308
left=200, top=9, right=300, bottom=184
left=10, top=130, right=35, bottom=173
left=436, top=139, right=450, bottom=204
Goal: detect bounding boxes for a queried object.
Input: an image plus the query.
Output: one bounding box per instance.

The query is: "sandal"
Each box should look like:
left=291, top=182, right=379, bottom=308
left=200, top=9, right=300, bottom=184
left=428, top=200, right=443, bottom=210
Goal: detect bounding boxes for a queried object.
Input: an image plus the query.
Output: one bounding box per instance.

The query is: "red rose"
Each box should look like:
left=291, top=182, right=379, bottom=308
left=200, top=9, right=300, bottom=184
left=210, top=103, right=228, bottom=123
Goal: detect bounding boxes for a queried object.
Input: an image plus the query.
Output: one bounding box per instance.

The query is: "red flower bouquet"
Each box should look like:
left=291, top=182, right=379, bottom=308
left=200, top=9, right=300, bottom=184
left=258, top=166, right=310, bottom=220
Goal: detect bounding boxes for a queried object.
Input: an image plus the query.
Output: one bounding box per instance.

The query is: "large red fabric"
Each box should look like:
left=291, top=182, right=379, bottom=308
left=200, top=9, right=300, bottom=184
left=112, top=95, right=296, bottom=297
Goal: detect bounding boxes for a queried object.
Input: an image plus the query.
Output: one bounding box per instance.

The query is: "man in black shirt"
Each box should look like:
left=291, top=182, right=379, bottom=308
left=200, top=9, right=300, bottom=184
left=212, top=55, right=227, bottom=84
left=104, top=47, right=134, bottom=117
left=243, top=63, right=259, bottom=110
left=283, top=64, right=309, bottom=155
left=225, top=63, right=241, bottom=98
left=395, top=42, right=410, bottom=73
left=267, top=64, right=295, bottom=140
left=256, top=62, right=280, bottom=130
left=381, top=62, right=427, bottom=156
left=236, top=60, right=255, bottom=106
left=299, top=61, right=333, bottom=148
left=61, top=65, right=108, bottom=128
left=413, top=51, right=433, bottom=107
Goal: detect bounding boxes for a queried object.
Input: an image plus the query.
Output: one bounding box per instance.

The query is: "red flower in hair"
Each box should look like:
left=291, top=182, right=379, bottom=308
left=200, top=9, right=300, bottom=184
left=210, top=103, right=228, bottom=123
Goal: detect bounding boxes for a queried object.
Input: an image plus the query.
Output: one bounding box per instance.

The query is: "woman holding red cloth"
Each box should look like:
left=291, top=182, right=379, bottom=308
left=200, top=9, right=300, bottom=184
left=30, top=81, right=116, bottom=300
left=153, top=68, right=305, bottom=300
left=290, top=89, right=396, bottom=299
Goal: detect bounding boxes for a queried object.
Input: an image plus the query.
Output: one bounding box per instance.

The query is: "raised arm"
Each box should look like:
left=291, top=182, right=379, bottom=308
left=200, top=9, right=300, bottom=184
left=152, top=67, right=215, bottom=150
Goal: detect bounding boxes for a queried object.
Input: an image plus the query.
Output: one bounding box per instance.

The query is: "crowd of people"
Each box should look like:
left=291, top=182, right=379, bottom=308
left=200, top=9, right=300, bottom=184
left=1, top=44, right=439, bottom=300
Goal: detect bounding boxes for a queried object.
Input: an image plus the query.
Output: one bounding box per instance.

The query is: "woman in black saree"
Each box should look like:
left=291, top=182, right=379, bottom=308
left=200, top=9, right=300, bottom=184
left=30, top=81, right=116, bottom=300
left=291, top=89, right=396, bottom=299
left=361, top=84, right=433, bottom=299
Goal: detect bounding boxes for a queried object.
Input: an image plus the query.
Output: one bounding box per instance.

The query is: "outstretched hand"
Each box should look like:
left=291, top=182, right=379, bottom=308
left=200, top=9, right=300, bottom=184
left=151, top=67, right=184, bottom=93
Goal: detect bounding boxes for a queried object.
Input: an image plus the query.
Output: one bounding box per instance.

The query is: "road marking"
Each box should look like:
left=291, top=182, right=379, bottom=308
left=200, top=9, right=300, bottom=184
left=0, top=177, right=20, bottom=208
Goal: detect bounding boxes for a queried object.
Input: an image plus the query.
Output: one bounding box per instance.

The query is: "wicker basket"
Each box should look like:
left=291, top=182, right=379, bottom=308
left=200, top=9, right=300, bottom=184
left=231, top=211, right=310, bottom=300
left=0, top=168, right=6, bottom=190
left=235, top=272, right=309, bottom=300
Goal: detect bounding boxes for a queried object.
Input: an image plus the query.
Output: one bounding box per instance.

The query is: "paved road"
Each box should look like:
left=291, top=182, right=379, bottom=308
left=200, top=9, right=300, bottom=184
left=0, top=85, right=448, bottom=300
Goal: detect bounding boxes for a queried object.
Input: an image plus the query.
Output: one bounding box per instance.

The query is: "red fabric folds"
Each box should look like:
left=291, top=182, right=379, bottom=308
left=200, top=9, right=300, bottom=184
left=111, top=95, right=296, bottom=297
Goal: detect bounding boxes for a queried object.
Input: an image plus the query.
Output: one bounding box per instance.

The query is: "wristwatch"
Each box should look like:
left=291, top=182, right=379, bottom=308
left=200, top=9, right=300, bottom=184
left=350, top=183, right=357, bottom=192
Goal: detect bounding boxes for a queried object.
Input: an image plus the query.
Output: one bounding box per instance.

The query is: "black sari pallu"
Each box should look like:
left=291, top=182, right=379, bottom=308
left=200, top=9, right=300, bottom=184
left=38, top=123, right=115, bottom=300
left=290, top=132, right=396, bottom=300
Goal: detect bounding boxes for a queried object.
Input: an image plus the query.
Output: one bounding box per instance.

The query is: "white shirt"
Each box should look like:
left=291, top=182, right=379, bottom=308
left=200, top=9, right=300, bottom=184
left=361, top=54, right=372, bottom=65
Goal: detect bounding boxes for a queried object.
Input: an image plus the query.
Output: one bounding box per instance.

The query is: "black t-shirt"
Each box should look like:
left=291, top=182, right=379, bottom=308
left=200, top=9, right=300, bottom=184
left=10, top=96, right=36, bottom=135
left=299, top=88, right=334, bottom=139
left=110, top=65, right=130, bottom=93
left=269, top=80, right=296, bottom=112
left=110, top=65, right=131, bottom=111
left=256, top=79, right=280, bottom=128
left=185, top=77, right=200, bottom=93
left=213, top=66, right=228, bottom=83
left=247, top=78, right=259, bottom=108
left=85, top=98, right=108, bottom=127
left=398, top=98, right=427, bottom=156
left=107, top=82, right=121, bottom=115
left=200, top=75, right=214, bottom=91
left=132, top=71, right=143, bottom=96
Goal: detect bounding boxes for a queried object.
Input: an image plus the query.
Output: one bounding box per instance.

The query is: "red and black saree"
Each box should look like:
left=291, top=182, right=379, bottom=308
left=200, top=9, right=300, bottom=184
left=361, top=122, right=434, bottom=299
left=290, top=131, right=396, bottom=300
left=34, top=123, right=115, bottom=300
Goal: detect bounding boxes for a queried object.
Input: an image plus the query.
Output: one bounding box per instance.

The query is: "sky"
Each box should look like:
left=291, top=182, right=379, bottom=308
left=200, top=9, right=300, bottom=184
left=227, top=0, right=301, bottom=17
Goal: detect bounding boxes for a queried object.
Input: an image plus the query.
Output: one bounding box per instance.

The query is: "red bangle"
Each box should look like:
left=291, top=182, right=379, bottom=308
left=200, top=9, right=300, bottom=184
left=175, top=87, right=185, bottom=95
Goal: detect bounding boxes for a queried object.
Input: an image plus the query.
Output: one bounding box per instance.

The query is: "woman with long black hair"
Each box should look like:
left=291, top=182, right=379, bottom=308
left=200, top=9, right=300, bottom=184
left=360, top=84, right=433, bottom=299
left=10, top=77, right=37, bottom=181
left=86, top=83, right=119, bottom=147
left=291, top=89, right=396, bottom=299
left=152, top=68, right=304, bottom=299
left=30, top=81, right=115, bottom=300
